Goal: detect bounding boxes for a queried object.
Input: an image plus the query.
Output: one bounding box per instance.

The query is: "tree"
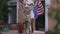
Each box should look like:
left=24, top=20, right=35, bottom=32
left=0, top=0, right=9, bottom=24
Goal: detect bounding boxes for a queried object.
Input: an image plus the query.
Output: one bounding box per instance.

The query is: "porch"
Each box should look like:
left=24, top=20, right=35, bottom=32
left=2, top=30, right=45, bottom=34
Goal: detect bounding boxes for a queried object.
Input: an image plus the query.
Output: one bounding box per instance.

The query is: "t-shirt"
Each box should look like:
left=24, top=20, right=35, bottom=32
left=31, top=10, right=34, bottom=18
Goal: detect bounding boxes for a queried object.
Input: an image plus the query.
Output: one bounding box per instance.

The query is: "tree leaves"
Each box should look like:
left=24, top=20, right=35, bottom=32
left=0, top=0, right=8, bottom=23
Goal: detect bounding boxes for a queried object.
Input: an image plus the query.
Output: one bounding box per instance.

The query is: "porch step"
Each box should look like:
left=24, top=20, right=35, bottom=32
left=33, top=31, right=45, bottom=34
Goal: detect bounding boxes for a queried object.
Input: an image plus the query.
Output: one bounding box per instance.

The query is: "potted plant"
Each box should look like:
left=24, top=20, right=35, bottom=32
left=45, top=30, right=54, bottom=34
left=2, top=24, right=9, bottom=32
left=17, top=23, right=24, bottom=33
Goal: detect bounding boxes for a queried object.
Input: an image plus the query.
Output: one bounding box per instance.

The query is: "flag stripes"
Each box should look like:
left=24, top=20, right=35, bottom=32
left=37, top=0, right=44, bottom=16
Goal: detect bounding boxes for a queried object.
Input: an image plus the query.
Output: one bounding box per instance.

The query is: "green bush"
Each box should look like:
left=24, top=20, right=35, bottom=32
left=0, top=0, right=9, bottom=23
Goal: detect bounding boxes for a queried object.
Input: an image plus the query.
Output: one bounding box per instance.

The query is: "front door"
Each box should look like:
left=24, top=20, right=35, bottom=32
left=35, top=0, right=45, bottom=31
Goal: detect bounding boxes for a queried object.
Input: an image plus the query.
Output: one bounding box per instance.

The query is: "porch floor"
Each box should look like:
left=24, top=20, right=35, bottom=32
left=2, top=30, right=45, bottom=34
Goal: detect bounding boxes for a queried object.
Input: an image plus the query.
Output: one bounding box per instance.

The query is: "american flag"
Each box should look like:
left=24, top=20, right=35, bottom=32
left=36, top=0, right=44, bottom=16
left=33, top=0, right=44, bottom=19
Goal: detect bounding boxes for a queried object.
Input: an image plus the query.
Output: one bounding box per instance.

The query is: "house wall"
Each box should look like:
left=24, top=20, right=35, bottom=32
left=50, top=0, right=60, bottom=8
left=48, top=16, right=57, bottom=30
left=48, top=0, right=60, bottom=30
left=18, top=5, right=23, bottom=23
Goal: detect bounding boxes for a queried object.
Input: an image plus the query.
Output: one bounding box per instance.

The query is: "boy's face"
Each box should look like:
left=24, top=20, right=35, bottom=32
left=23, top=0, right=34, bottom=10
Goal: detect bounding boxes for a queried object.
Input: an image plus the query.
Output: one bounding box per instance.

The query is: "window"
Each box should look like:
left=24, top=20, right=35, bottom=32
left=8, top=2, right=17, bottom=24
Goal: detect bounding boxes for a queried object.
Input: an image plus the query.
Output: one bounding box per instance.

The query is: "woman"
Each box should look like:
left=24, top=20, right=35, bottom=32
left=31, top=0, right=44, bottom=32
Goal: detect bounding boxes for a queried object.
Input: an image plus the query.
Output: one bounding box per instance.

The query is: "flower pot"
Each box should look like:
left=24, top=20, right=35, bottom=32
left=45, top=32, right=54, bottom=34
left=18, top=28, right=24, bottom=33
left=2, top=27, right=9, bottom=32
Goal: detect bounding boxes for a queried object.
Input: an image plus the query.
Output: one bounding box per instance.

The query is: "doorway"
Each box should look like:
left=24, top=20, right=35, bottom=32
left=35, top=0, right=45, bottom=31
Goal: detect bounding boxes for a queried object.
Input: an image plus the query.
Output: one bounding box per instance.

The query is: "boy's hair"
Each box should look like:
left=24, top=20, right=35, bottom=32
left=19, top=0, right=23, bottom=3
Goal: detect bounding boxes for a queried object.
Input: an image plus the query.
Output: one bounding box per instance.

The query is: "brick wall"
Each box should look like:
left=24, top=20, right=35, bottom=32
left=48, top=16, right=57, bottom=30
left=48, top=0, right=60, bottom=30
left=18, top=0, right=35, bottom=32
left=50, top=0, right=60, bottom=8
left=18, top=7, right=23, bottom=23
